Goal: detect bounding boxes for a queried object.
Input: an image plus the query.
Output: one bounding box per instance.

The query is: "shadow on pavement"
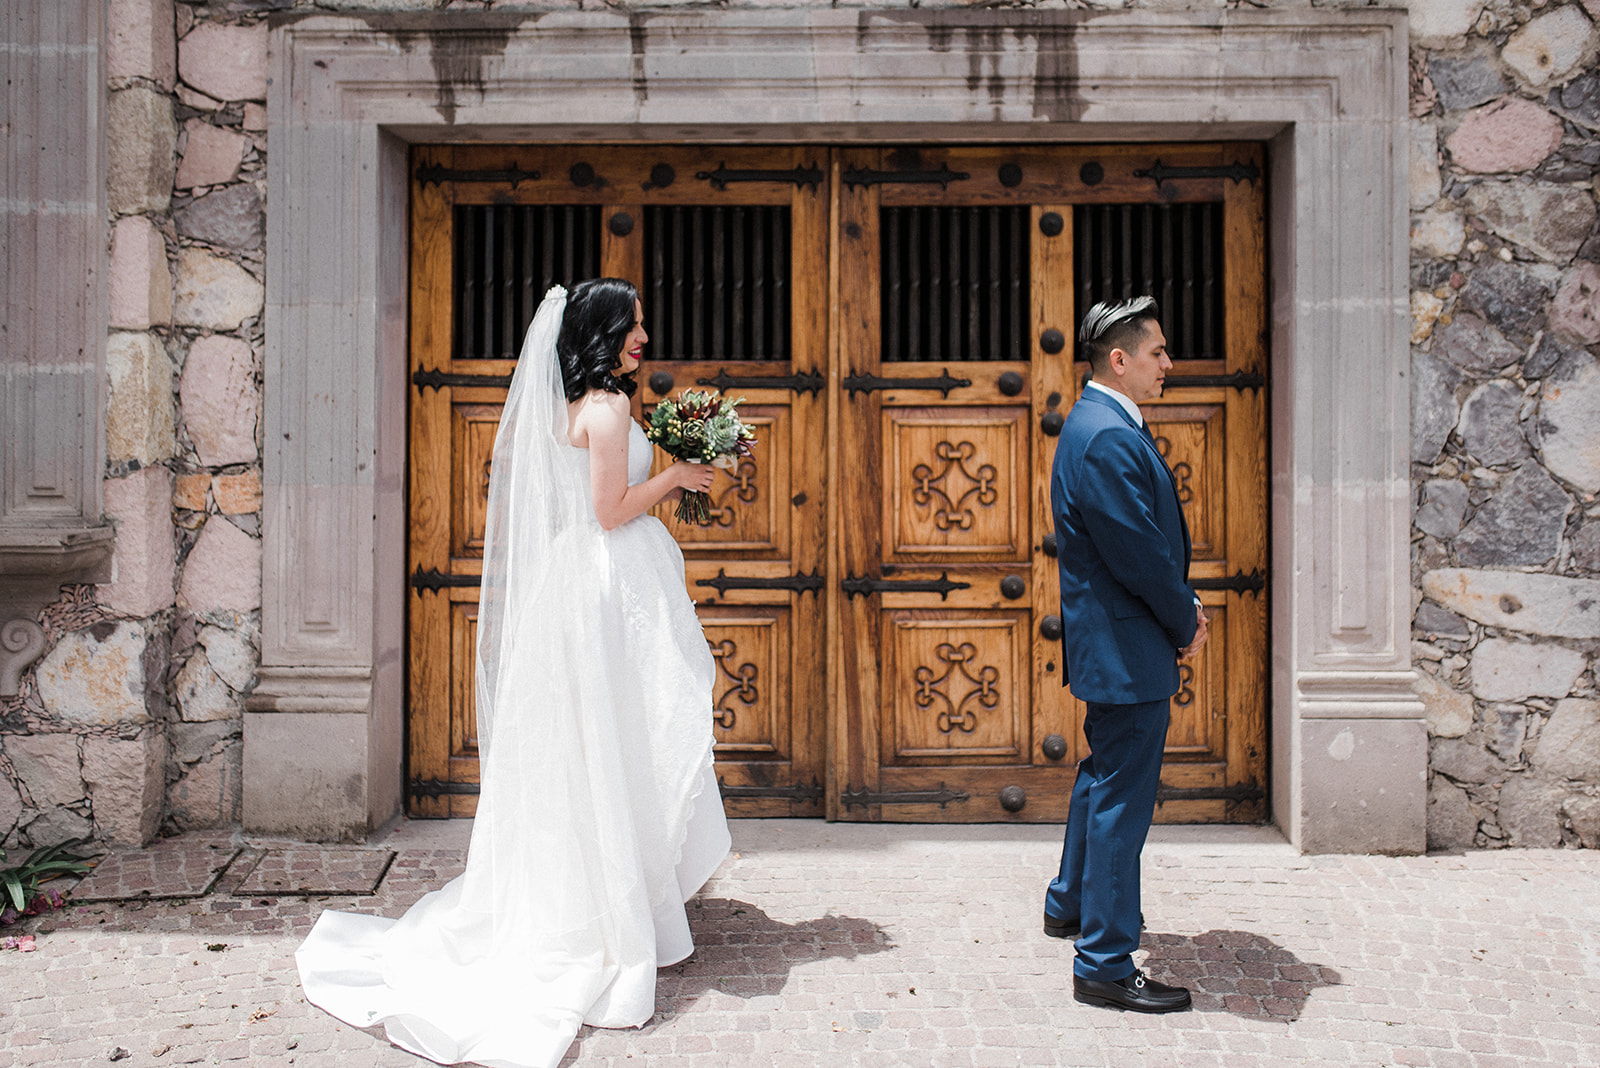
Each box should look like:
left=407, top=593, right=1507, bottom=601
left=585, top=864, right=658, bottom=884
left=1140, top=928, right=1342, bottom=1022
left=665, top=896, right=896, bottom=1001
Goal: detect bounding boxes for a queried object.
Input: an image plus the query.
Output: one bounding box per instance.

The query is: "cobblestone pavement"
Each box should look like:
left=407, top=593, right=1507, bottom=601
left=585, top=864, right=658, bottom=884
left=3, top=820, right=1598, bottom=1068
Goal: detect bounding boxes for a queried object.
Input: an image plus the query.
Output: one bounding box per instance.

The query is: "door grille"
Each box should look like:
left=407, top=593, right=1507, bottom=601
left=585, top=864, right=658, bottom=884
left=880, top=206, right=1029, bottom=363
left=1073, top=203, right=1223, bottom=362
left=452, top=205, right=602, bottom=361
left=643, top=205, right=792, bottom=361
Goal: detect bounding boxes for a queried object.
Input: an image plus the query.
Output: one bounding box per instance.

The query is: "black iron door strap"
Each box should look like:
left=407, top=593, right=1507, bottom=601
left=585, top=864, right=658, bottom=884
left=841, top=572, right=970, bottom=599
left=1162, top=370, right=1265, bottom=391
left=841, top=163, right=970, bottom=189
left=697, top=368, right=826, bottom=396
left=1189, top=569, right=1265, bottom=595
left=717, top=778, right=825, bottom=803
left=413, top=368, right=514, bottom=391
left=411, top=567, right=481, bottom=593
left=415, top=164, right=541, bottom=188
left=840, top=783, right=970, bottom=809
left=1133, top=160, right=1260, bottom=187
left=842, top=369, right=971, bottom=396
left=694, top=163, right=825, bottom=190
left=409, top=778, right=481, bottom=799
left=696, top=569, right=825, bottom=595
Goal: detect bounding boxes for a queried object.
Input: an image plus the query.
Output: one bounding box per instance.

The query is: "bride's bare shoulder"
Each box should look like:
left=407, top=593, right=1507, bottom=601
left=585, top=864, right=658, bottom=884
left=567, top=388, right=630, bottom=447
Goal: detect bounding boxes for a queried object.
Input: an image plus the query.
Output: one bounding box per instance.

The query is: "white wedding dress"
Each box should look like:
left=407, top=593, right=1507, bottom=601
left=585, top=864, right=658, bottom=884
left=296, top=287, right=731, bottom=1068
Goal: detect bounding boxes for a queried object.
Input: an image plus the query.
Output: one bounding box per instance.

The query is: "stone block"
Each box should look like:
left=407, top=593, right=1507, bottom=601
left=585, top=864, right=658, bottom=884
left=178, top=21, right=268, bottom=102
left=242, top=103, right=266, bottom=132
left=1415, top=599, right=1471, bottom=640
left=1458, top=260, right=1558, bottom=342
left=1430, top=735, right=1505, bottom=785
left=174, top=183, right=264, bottom=251
left=1408, top=0, right=1485, bottom=46
left=173, top=472, right=210, bottom=511
left=1410, top=206, right=1464, bottom=259
left=1549, top=260, right=1600, bottom=345
left=1533, top=698, right=1600, bottom=781
left=81, top=730, right=164, bottom=846
left=105, top=331, right=176, bottom=466
left=108, top=216, right=173, bottom=330
left=1524, top=331, right=1583, bottom=380
left=1446, top=97, right=1565, bottom=174
left=1573, top=521, right=1600, bottom=571
left=167, top=741, right=241, bottom=829
left=1455, top=464, right=1571, bottom=567
left=1415, top=670, right=1474, bottom=738
left=212, top=470, right=261, bottom=515
left=21, top=806, right=93, bottom=848
left=1457, top=379, right=1529, bottom=468
left=172, top=248, right=263, bottom=331
left=1422, top=568, right=1600, bottom=639
left=1416, top=479, right=1469, bottom=539
left=1563, top=793, right=1600, bottom=848
left=179, top=334, right=259, bottom=466
left=0, top=775, right=21, bottom=842
left=1411, top=290, right=1444, bottom=344
left=107, top=0, right=176, bottom=88
left=1409, top=120, right=1442, bottom=211
left=1410, top=348, right=1464, bottom=463
left=1556, top=69, right=1600, bottom=128
left=3, top=734, right=83, bottom=808
left=1462, top=181, right=1598, bottom=263
left=172, top=719, right=237, bottom=765
left=1298, top=718, right=1427, bottom=855
left=1536, top=350, right=1600, bottom=492
left=1430, top=311, right=1520, bottom=373
left=177, top=517, right=261, bottom=617
left=243, top=711, right=371, bottom=841
left=1470, top=638, right=1586, bottom=702
left=197, top=625, right=257, bottom=692
left=34, top=622, right=151, bottom=727
left=1496, top=774, right=1566, bottom=845
left=1501, top=4, right=1597, bottom=88
left=1426, top=774, right=1478, bottom=850
left=1428, top=49, right=1507, bottom=112
left=106, top=86, right=176, bottom=216
left=100, top=465, right=176, bottom=619
left=174, top=120, right=248, bottom=189
left=174, top=650, right=238, bottom=723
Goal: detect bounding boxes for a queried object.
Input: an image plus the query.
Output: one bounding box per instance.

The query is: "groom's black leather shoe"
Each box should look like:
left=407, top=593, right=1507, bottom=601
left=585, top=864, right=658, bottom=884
left=1072, top=970, right=1192, bottom=1013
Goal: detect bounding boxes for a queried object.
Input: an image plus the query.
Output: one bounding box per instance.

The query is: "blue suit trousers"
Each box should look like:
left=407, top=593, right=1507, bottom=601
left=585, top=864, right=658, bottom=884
left=1044, top=697, right=1170, bottom=982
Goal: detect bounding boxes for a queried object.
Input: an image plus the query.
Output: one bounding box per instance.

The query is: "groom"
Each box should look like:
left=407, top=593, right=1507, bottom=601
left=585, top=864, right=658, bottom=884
left=1042, top=297, right=1208, bottom=1014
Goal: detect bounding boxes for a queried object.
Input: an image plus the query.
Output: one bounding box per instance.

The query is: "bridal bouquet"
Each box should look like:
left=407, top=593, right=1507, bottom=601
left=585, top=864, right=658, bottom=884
left=645, top=390, right=758, bottom=525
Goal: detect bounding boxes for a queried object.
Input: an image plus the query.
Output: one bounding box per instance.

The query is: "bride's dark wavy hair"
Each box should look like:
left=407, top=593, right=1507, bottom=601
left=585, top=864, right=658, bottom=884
left=557, top=277, right=640, bottom=402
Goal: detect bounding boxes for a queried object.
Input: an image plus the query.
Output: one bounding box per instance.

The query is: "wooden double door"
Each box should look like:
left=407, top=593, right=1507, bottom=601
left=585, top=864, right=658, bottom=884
left=406, top=143, right=1268, bottom=823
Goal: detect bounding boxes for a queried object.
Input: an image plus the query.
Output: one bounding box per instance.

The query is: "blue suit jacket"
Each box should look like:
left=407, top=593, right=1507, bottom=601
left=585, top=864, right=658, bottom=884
left=1051, top=386, right=1197, bottom=705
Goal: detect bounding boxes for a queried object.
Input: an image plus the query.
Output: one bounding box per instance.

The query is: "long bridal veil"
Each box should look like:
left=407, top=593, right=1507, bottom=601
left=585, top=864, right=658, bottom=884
left=297, top=286, right=729, bottom=1068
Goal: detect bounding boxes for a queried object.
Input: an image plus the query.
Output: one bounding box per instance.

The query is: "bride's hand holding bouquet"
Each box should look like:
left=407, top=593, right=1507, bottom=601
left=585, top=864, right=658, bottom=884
left=646, top=390, right=758, bottom=525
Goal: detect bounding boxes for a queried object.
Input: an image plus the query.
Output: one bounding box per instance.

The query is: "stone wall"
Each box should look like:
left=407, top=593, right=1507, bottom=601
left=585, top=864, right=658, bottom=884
left=1405, top=0, right=1600, bottom=849
left=5, top=0, right=1596, bottom=850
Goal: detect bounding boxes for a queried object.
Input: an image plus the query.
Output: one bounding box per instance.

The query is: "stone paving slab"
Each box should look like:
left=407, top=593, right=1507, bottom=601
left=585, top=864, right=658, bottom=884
left=230, top=847, right=396, bottom=897
left=69, top=835, right=240, bottom=903
left=1, top=821, right=1597, bottom=1068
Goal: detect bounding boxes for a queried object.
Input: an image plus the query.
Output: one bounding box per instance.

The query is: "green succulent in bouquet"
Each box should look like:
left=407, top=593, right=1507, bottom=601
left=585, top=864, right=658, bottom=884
left=645, top=390, right=758, bottom=525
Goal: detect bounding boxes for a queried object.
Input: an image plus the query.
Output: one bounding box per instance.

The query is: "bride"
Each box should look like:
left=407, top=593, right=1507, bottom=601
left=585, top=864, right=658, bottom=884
left=296, top=280, right=731, bottom=1067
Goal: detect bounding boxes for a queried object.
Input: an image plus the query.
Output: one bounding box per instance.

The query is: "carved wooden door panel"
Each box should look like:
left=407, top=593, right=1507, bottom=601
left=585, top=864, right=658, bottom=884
left=832, top=144, right=1268, bottom=823
left=405, top=145, right=827, bottom=817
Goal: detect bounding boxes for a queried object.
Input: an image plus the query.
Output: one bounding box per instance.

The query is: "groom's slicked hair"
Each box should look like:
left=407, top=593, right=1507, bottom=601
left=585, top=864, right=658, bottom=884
left=558, top=277, right=641, bottom=401
left=1078, top=296, right=1159, bottom=378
